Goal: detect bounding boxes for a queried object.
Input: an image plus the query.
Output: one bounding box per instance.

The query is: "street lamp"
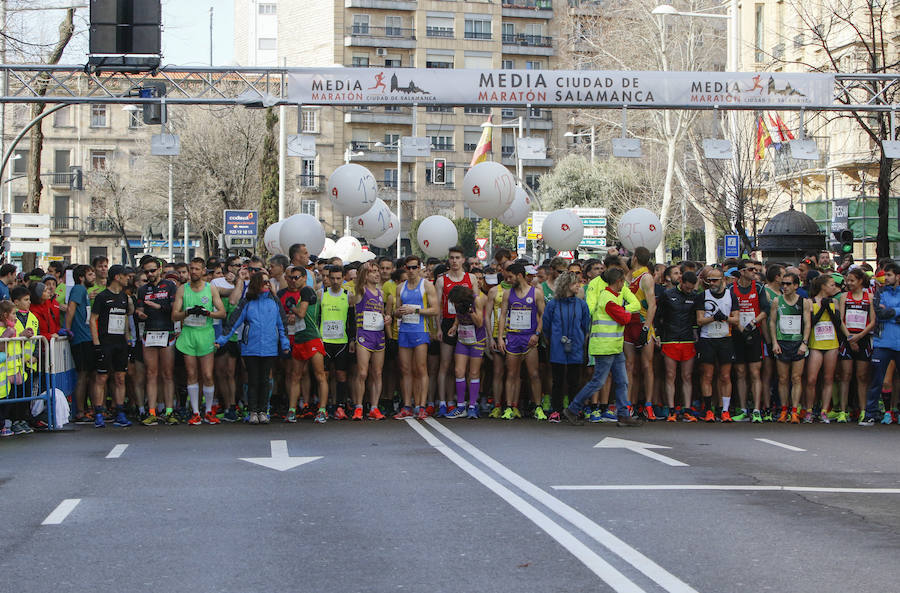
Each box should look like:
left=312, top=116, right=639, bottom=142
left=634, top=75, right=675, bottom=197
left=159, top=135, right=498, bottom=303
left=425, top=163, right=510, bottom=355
left=5, top=153, right=21, bottom=214
left=564, top=127, right=596, bottom=163
left=374, top=139, right=403, bottom=258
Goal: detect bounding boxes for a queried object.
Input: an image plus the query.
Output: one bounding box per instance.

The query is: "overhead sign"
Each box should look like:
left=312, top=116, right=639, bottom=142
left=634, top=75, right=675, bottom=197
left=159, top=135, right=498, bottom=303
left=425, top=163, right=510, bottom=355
left=151, top=133, right=180, bottom=156
left=724, top=234, right=740, bottom=258
left=289, top=69, right=835, bottom=108
left=223, top=210, right=259, bottom=237
left=401, top=136, right=431, bottom=157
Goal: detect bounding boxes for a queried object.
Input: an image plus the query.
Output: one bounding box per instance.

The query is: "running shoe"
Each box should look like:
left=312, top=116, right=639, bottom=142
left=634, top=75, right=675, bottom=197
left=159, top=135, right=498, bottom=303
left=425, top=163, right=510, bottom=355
left=562, top=396, right=570, bottom=409
left=548, top=411, right=561, bottom=423
left=682, top=411, right=698, bottom=423
left=141, top=414, right=159, bottom=426
left=285, top=410, right=297, bottom=423
left=703, top=410, right=716, bottom=423
left=114, top=412, right=132, bottom=427
left=858, top=410, right=866, bottom=423
left=11, top=421, right=29, bottom=434
left=763, top=411, right=774, bottom=422
left=512, top=407, right=523, bottom=419
left=836, top=411, right=848, bottom=423
left=94, top=414, right=106, bottom=429
left=187, top=413, right=203, bottom=426
left=223, top=408, right=238, bottom=423
left=467, top=406, right=479, bottom=419
left=204, top=412, right=221, bottom=425
left=165, top=412, right=179, bottom=425
left=751, top=410, right=763, bottom=423
left=583, top=408, right=592, bottom=420
left=351, top=407, right=364, bottom=421
left=601, top=410, right=618, bottom=422
left=666, top=412, right=677, bottom=422
left=334, top=406, right=349, bottom=421
left=533, top=407, right=547, bottom=421
left=643, top=405, right=657, bottom=421
left=248, top=412, right=259, bottom=425
left=0, top=426, right=12, bottom=437
left=858, top=416, right=875, bottom=427
left=777, top=409, right=789, bottom=423
left=881, top=411, right=894, bottom=425
left=489, top=406, right=502, bottom=419
left=425, top=404, right=436, bottom=416
left=731, top=410, right=749, bottom=422
left=721, top=410, right=733, bottom=423
left=368, top=407, right=385, bottom=420
left=436, top=404, right=448, bottom=418
left=300, top=406, right=316, bottom=419
left=802, top=411, right=814, bottom=424
left=258, top=413, right=270, bottom=424
left=790, top=411, right=800, bottom=424
left=393, top=407, right=414, bottom=420
left=589, top=409, right=602, bottom=423
left=314, top=411, right=327, bottom=424
left=826, top=409, right=840, bottom=420
left=73, top=414, right=93, bottom=424
left=444, top=406, right=465, bottom=419
left=541, top=394, right=551, bottom=412
left=501, top=407, right=515, bottom=420
left=415, top=407, right=428, bottom=420
left=819, top=412, right=830, bottom=424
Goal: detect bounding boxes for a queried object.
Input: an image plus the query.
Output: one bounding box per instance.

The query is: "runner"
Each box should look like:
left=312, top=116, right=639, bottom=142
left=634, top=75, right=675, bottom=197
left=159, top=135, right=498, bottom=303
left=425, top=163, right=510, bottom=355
left=445, top=284, right=487, bottom=419
left=172, top=257, right=227, bottom=426
left=658, top=271, right=700, bottom=421
left=837, top=268, right=875, bottom=423
left=730, top=260, right=770, bottom=423
left=210, top=255, right=242, bottom=422
left=623, top=247, right=657, bottom=420
left=696, top=269, right=739, bottom=422
left=136, top=256, right=179, bottom=426
left=497, top=263, right=545, bottom=420
left=486, top=261, right=511, bottom=417
left=90, top=265, right=134, bottom=428
left=760, top=264, right=784, bottom=421
left=379, top=257, right=399, bottom=413
left=862, top=262, right=900, bottom=426
left=805, top=274, right=841, bottom=423
left=320, top=265, right=355, bottom=423
left=393, top=255, right=438, bottom=419
left=65, top=265, right=96, bottom=423
left=351, top=261, right=389, bottom=420
left=434, top=246, right=476, bottom=417
left=769, top=272, right=811, bottom=424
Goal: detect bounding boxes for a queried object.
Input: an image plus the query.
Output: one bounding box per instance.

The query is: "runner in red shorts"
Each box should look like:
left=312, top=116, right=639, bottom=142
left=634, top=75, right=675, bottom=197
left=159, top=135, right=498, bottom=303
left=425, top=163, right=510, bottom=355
left=657, top=271, right=700, bottom=422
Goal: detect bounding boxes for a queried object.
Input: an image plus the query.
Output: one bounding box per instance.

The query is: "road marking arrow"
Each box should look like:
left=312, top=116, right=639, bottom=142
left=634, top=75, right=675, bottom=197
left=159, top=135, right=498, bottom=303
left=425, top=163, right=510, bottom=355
left=594, top=437, right=688, bottom=467
left=239, top=440, right=323, bottom=472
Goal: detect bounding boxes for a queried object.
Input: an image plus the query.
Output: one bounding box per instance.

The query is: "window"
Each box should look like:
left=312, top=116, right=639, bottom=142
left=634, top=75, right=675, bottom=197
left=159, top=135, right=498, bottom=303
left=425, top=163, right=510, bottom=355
left=52, top=246, right=71, bottom=265
left=258, top=3, right=276, bottom=14
left=128, top=109, right=141, bottom=128
left=384, top=105, right=401, bottom=112
left=53, top=107, right=71, bottom=127
left=300, top=200, right=319, bottom=217
left=464, top=52, right=492, bottom=69
left=426, top=15, right=454, bottom=38
left=502, top=60, right=514, bottom=69
left=300, top=159, right=317, bottom=187
left=502, top=23, right=515, bottom=43
left=464, top=130, right=482, bottom=151
left=301, top=109, right=319, bottom=133
left=384, top=133, right=400, bottom=146
left=385, top=16, right=402, bottom=36
left=91, top=150, right=108, bottom=171
left=426, top=59, right=453, bottom=69
left=12, top=150, right=28, bottom=175
left=54, top=150, right=70, bottom=181
left=258, top=38, right=276, bottom=50
left=384, top=58, right=401, bottom=67
left=352, top=14, right=370, bottom=35
left=502, top=133, right=515, bottom=157
left=525, top=174, right=540, bottom=190
left=426, top=105, right=454, bottom=113
left=426, top=166, right=453, bottom=185
left=384, top=168, right=398, bottom=188
left=352, top=56, right=370, bottom=67
left=90, top=104, right=107, bottom=127
left=754, top=4, right=764, bottom=63
left=464, top=18, right=491, bottom=40
left=524, top=23, right=543, bottom=44
left=54, top=195, right=70, bottom=227
left=13, top=195, right=26, bottom=213
left=429, top=135, right=453, bottom=150
left=464, top=106, right=490, bottom=115
left=89, top=246, right=108, bottom=262
left=526, top=60, right=542, bottom=70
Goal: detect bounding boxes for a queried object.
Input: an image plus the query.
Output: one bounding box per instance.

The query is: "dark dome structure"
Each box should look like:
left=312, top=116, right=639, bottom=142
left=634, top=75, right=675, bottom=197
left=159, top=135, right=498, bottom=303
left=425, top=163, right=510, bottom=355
left=757, top=207, right=825, bottom=265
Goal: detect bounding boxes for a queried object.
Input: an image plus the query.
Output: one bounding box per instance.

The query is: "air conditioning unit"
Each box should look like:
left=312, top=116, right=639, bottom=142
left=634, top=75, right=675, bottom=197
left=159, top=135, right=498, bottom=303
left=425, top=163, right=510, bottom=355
left=375, top=48, right=387, bottom=57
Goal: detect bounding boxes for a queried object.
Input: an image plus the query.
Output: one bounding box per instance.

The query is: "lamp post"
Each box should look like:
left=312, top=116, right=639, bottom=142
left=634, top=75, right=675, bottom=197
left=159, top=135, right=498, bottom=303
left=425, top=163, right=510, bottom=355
left=481, top=117, right=525, bottom=243
left=374, top=139, right=403, bottom=258
left=5, top=152, right=20, bottom=214
left=564, top=126, right=596, bottom=163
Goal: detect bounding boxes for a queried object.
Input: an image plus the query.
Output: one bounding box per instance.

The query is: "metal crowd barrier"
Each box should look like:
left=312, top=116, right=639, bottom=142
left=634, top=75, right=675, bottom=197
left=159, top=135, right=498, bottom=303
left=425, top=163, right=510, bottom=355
left=0, top=335, right=56, bottom=430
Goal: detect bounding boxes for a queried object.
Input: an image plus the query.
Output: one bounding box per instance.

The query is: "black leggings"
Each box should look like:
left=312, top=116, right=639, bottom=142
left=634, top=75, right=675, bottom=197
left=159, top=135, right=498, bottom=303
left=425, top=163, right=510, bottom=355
left=243, top=356, right=275, bottom=413
left=551, top=363, right=582, bottom=412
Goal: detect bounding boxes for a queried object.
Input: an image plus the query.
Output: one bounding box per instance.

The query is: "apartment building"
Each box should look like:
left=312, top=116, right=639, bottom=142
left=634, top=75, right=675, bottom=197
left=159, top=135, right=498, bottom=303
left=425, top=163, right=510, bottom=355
left=234, top=0, right=566, bottom=237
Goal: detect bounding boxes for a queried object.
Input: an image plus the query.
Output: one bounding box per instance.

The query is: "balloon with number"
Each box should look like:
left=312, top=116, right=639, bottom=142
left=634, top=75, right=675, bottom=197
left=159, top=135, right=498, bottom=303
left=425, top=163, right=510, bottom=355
left=334, top=236, right=365, bottom=263
left=351, top=199, right=392, bottom=240
left=416, top=215, right=458, bottom=258
left=263, top=221, right=284, bottom=255
left=617, top=207, right=662, bottom=251
left=462, top=161, right=517, bottom=219
left=278, top=213, right=326, bottom=258
left=497, top=186, right=531, bottom=227
left=327, top=163, right=378, bottom=217
left=542, top=209, right=584, bottom=252
left=368, top=213, right=400, bottom=249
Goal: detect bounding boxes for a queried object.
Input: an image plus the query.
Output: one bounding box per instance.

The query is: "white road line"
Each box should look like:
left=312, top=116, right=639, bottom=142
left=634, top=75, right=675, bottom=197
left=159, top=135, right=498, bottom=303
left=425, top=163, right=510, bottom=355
left=423, top=418, right=699, bottom=593
left=552, top=485, right=900, bottom=494
left=105, top=444, right=128, bottom=459
left=42, top=499, right=81, bottom=525
left=405, top=419, right=646, bottom=593
left=754, top=438, right=806, bottom=452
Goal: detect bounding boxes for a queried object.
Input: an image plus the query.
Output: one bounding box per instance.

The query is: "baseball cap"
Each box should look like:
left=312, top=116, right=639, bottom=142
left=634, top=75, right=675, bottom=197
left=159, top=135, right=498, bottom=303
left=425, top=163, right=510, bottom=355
left=725, top=267, right=740, bottom=277
left=524, top=265, right=538, bottom=275
left=108, top=264, right=128, bottom=278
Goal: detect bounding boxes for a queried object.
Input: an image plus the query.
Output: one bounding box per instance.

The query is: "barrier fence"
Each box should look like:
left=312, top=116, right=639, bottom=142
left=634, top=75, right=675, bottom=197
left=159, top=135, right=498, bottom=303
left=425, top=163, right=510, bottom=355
left=0, top=335, right=56, bottom=430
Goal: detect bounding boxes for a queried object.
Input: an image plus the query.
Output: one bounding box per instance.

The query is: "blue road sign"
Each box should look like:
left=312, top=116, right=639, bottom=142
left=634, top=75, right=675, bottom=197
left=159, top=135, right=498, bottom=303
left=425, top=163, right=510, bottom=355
left=224, top=210, right=259, bottom=237
left=724, top=234, right=740, bottom=258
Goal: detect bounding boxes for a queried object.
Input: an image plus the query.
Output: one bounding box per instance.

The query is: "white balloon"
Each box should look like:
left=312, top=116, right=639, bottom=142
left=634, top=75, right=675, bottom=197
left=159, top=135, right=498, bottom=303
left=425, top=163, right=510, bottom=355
left=358, top=250, right=377, bottom=262
left=335, top=236, right=364, bottom=263
left=327, top=163, right=379, bottom=217
left=263, top=221, right=284, bottom=255
left=617, top=208, right=662, bottom=251
left=278, top=213, right=326, bottom=257
left=319, top=237, right=336, bottom=259
left=497, top=187, right=532, bottom=227
left=368, top=213, right=400, bottom=249
left=351, top=199, right=392, bottom=240
left=462, top=161, right=517, bottom=218
left=542, top=209, right=584, bottom=252
left=416, top=215, right=458, bottom=258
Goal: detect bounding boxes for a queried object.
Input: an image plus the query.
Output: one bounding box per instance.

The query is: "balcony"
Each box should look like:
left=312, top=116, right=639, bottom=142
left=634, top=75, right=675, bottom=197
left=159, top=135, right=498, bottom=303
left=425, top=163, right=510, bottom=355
left=499, top=107, right=554, bottom=129
left=50, top=171, right=71, bottom=187
left=502, top=33, right=554, bottom=55
left=430, top=143, right=455, bottom=152
left=345, top=106, right=414, bottom=125
left=350, top=140, right=417, bottom=163
left=51, top=216, right=115, bottom=233
left=345, top=26, right=416, bottom=49
left=502, top=0, right=553, bottom=18
left=502, top=155, right=554, bottom=167
left=376, top=180, right=414, bottom=202
left=426, top=27, right=454, bottom=39
left=463, top=31, right=493, bottom=41
left=426, top=181, right=456, bottom=190
left=344, top=0, right=416, bottom=9
left=297, top=174, right=325, bottom=191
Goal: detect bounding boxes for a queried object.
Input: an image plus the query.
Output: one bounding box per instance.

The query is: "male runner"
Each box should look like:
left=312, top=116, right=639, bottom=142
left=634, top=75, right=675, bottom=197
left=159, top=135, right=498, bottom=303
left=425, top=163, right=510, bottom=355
left=136, top=255, right=179, bottom=425
left=434, top=246, right=476, bottom=417
left=319, top=265, right=356, bottom=422
left=623, top=247, right=657, bottom=420
left=730, top=260, right=770, bottom=422
left=658, top=271, right=700, bottom=421
left=91, top=265, right=134, bottom=428
left=65, top=265, right=96, bottom=422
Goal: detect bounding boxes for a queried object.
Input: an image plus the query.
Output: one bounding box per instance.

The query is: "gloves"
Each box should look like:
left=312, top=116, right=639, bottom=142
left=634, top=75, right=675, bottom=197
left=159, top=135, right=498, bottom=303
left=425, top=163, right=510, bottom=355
left=743, top=320, right=757, bottom=333
left=187, top=305, right=209, bottom=317
left=713, top=311, right=727, bottom=322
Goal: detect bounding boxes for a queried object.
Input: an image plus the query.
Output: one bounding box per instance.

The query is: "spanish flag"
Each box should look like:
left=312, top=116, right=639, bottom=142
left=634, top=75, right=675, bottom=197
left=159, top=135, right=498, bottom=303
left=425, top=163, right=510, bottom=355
left=469, top=114, right=493, bottom=167
left=767, top=112, right=795, bottom=143
left=755, top=116, right=773, bottom=160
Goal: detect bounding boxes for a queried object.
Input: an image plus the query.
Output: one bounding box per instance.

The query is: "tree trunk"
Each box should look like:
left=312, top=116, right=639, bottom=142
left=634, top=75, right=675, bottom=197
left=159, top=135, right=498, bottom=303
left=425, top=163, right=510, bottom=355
left=876, top=147, right=892, bottom=260
left=704, top=217, right=717, bottom=265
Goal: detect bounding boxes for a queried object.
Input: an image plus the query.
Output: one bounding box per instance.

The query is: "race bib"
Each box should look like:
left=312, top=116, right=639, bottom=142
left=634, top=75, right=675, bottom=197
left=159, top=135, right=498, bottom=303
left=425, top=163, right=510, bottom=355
left=402, top=312, right=420, bottom=325
left=108, top=314, right=126, bottom=335
left=706, top=320, right=729, bottom=338
left=363, top=310, right=384, bottom=331
left=447, top=300, right=456, bottom=316
left=846, top=309, right=867, bottom=331
left=779, top=314, right=801, bottom=335
left=458, top=324, right=477, bottom=345
left=184, top=314, right=206, bottom=328
left=144, top=331, right=168, bottom=347
left=739, top=312, right=755, bottom=328
left=322, top=319, right=344, bottom=340
left=814, top=321, right=835, bottom=342
left=509, top=309, right=531, bottom=331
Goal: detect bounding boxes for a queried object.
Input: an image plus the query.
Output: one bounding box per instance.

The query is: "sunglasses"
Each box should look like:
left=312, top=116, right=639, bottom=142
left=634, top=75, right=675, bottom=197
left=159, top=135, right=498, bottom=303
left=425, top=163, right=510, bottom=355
left=228, top=263, right=240, bottom=268
left=143, top=267, right=158, bottom=273
left=781, top=281, right=796, bottom=286
left=708, top=277, right=723, bottom=281
left=249, top=267, right=263, bottom=273
left=406, top=265, right=420, bottom=270
left=289, top=275, right=303, bottom=280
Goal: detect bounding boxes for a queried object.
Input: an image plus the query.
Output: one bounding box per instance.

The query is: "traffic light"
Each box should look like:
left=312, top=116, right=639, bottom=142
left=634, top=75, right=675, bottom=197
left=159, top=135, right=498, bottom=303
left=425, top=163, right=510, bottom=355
left=141, top=81, right=167, bottom=125
left=433, top=158, right=446, bottom=185
left=832, top=229, right=853, bottom=254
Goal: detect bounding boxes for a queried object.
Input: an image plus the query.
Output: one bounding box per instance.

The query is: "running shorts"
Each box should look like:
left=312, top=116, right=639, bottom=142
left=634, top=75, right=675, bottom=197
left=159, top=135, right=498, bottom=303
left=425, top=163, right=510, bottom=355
left=732, top=330, right=764, bottom=364
left=399, top=331, right=430, bottom=349
left=176, top=326, right=216, bottom=357
left=697, top=337, right=736, bottom=365
left=293, top=338, right=325, bottom=361
left=661, top=342, right=696, bottom=362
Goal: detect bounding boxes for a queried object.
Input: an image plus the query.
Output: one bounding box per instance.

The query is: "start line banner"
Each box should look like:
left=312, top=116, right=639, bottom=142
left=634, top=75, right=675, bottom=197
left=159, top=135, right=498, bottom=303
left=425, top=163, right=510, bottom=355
left=288, top=68, right=835, bottom=108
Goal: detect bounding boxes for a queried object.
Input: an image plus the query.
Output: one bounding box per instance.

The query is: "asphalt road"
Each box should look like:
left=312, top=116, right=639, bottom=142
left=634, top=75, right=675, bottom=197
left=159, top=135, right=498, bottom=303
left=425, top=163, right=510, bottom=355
left=2, top=419, right=900, bottom=593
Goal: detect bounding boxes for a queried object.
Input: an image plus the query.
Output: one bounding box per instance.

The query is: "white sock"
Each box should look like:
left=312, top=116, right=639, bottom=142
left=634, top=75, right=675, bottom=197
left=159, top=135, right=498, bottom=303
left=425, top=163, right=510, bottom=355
left=722, top=396, right=731, bottom=411
left=203, top=386, right=215, bottom=413
left=187, top=384, right=200, bottom=414
left=439, top=400, right=446, bottom=407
